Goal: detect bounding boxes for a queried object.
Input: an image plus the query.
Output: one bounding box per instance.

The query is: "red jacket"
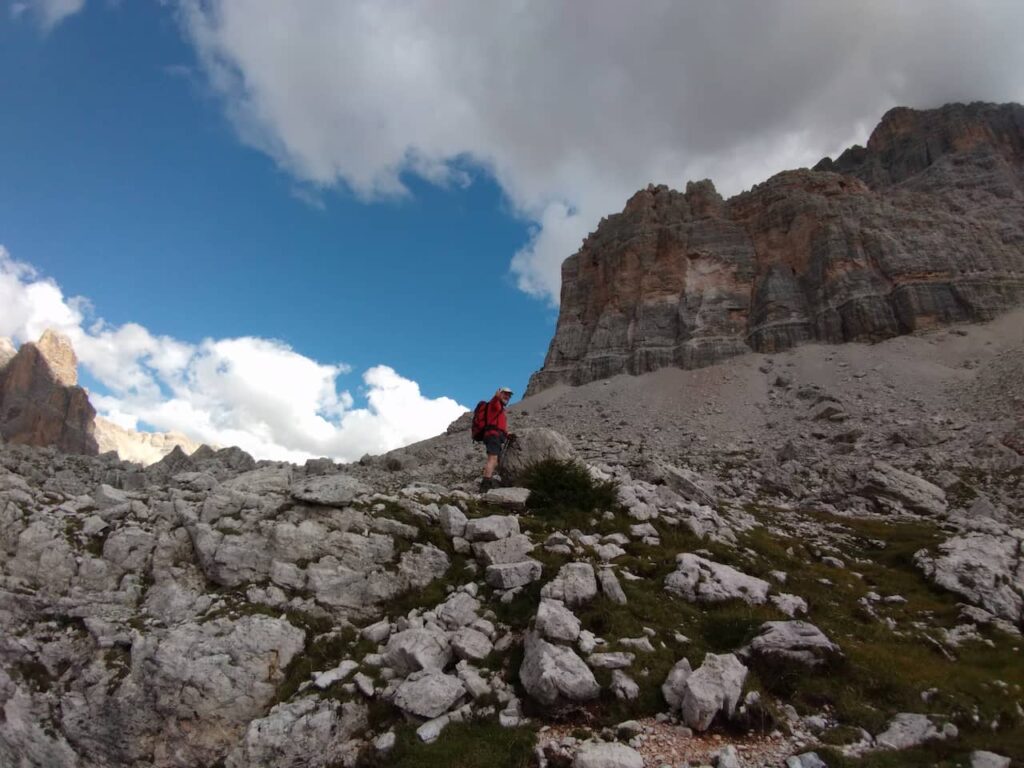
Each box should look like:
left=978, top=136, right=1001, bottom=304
left=483, top=395, right=508, bottom=436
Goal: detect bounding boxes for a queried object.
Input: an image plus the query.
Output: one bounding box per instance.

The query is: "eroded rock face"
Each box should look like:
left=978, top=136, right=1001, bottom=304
left=527, top=102, right=1024, bottom=395
left=0, top=334, right=98, bottom=455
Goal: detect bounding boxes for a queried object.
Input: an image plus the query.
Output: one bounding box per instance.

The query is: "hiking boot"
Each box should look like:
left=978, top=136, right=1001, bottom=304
left=479, top=477, right=493, bottom=493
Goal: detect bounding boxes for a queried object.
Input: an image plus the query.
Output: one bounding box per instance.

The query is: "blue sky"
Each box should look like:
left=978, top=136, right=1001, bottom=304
left=2, top=1, right=1021, bottom=461
left=0, top=3, right=551, bottom=409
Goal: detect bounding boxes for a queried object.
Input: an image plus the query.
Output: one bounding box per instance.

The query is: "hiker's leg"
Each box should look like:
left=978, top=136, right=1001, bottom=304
left=483, top=453, right=498, bottom=478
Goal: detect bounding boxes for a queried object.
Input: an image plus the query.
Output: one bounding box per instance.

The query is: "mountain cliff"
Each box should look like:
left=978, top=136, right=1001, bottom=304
left=527, top=102, right=1024, bottom=395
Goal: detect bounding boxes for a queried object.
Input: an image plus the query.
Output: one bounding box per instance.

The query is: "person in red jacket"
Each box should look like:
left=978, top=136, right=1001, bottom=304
left=480, top=386, right=513, bottom=491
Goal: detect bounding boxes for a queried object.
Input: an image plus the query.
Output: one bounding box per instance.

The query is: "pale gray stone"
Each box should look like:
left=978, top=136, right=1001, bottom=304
left=664, top=554, right=770, bottom=605
left=520, top=631, right=600, bottom=706
left=464, top=514, right=520, bottom=542
left=452, top=627, right=493, bottom=662
left=439, top=504, right=468, bottom=538
left=915, top=531, right=1024, bottom=624
left=661, top=658, right=693, bottom=709
left=714, top=745, right=741, bottom=768
left=770, top=593, right=808, bottom=617
left=875, top=713, right=957, bottom=750
left=394, top=670, right=465, bottom=719
left=484, top=486, right=532, bottom=509
left=536, top=599, right=581, bottom=643
left=970, top=750, right=1012, bottom=768
left=384, top=628, right=452, bottom=676
left=573, top=742, right=644, bottom=768
left=437, top=591, right=481, bottom=629
left=597, top=567, right=628, bottom=605
left=225, top=699, right=366, bottom=768
left=290, top=473, right=368, bottom=506
left=486, top=559, right=543, bottom=589
left=498, top=428, right=578, bottom=485
left=860, top=460, right=947, bottom=516
left=745, top=621, right=841, bottom=667
left=610, top=670, right=640, bottom=701
left=586, top=652, right=634, bottom=669
left=473, top=533, right=534, bottom=565
left=678, top=653, right=748, bottom=731
left=785, top=753, right=829, bottom=768
left=541, top=562, right=598, bottom=607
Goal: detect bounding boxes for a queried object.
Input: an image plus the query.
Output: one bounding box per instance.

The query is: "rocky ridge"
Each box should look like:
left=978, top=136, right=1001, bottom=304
left=527, top=102, right=1024, bottom=395
left=1, top=308, right=1022, bottom=766
left=0, top=331, right=205, bottom=465
left=0, top=330, right=98, bottom=455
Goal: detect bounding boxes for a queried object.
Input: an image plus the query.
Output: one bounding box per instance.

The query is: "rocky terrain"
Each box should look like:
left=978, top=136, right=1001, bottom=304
left=1, top=303, right=1021, bottom=767
left=527, top=102, right=1024, bottom=395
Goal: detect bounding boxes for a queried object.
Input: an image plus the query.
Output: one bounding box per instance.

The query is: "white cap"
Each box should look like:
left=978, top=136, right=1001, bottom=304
left=499, top=386, right=513, bottom=394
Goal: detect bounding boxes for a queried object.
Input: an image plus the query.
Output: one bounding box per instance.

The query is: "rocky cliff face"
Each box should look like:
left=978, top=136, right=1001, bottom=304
left=0, top=331, right=98, bottom=455
left=527, top=102, right=1024, bottom=394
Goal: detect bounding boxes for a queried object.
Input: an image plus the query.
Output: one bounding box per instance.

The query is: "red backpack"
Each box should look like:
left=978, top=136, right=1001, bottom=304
left=471, top=400, right=495, bottom=441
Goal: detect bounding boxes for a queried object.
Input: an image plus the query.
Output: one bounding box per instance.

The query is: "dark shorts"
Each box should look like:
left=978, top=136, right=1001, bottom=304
left=483, top=433, right=506, bottom=456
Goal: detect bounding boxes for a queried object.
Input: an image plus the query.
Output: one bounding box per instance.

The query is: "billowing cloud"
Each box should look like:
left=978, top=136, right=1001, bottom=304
left=10, top=0, right=86, bottom=31
left=0, top=247, right=466, bottom=462
left=177, top=0, right=1024, bottom=302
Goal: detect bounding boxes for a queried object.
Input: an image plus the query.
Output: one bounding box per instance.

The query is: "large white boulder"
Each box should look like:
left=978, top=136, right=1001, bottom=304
left=520, top=631, right=600, bottom=707
left=393, top=671, right=466, bottom=719
left=664, top=554, right=770, bottom=605
left=499, top=428, right=578, bottom=485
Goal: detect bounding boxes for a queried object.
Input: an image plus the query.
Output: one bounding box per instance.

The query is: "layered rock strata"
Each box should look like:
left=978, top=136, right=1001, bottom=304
left=527, top=102, right=1024, bottom=394
left=0, top=331, right=98, bottom=454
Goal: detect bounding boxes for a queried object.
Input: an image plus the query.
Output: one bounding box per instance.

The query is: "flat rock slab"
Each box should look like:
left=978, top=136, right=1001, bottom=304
left=875, top=713, right=957, bottom=750
left=394, top=671, right=465, bottom=719
left=473, top=533, right=534, bottom=566
left=484, top=487, right=531, bottom=509
left=573, top=742, right=644, bottom=768
left=664, top=553, right=769, bottom=605
left=746, top=621, right=841, bottom=667
left=860, top=460, right=947, bottom=516
left=485, top=559, right=543, bottom=589
left=464, top=515, right=520, bottom=542
left=915, top=531, right=1024, bottom=624
left=290, top=474, right=369, bottom=506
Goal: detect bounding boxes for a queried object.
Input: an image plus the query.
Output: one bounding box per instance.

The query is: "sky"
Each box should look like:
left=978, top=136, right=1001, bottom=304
left=2, top=1, right=1023, bottom=462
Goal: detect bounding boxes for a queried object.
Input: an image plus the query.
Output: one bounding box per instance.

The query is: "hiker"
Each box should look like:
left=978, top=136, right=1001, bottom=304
left=473, top=386, right=513, bottom=491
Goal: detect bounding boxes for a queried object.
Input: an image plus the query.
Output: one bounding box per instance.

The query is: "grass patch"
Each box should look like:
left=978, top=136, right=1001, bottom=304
left=357, top=722, right=536, bottom=768
left=520, top=459, right=620, bottom=529
left=734, top=506, right=1024, bottom=758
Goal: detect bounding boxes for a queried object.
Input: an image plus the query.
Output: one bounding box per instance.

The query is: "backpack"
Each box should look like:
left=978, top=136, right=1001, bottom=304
left=471, top=400, right=492, bottom=441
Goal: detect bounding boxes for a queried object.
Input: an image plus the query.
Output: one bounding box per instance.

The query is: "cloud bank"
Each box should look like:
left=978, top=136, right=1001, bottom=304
left=0, top=248, right=466, bottom=463
left=178, top=0, right=1024, bottom=302
left=9, top=0, right=86, bottom=31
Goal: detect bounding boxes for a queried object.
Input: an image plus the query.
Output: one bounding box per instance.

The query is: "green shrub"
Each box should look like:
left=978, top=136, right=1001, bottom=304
left=520, top=459, right=619, bottom=526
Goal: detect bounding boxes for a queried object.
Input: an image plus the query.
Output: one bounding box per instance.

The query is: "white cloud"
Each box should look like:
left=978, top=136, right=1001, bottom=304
left=12, top=0, right=86, bottom=31
left=177, top=0, right=1024, bottom=302
left=0, top=247, right=466, bottom=462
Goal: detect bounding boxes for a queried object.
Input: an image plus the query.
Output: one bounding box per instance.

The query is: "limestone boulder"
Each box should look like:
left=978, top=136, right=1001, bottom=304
left=744, top=621, right=841, bottom=667
left=520, top=631, right=600, bottom=707
left=541, top=562, right=599, bottom=607
left=915, top=531, right=1024, bottom=624
left=393, top=671, right=466, bottom=719
left=498, top=428, right=578, bottom=484
left=225, top=699, right=366, bottom=768
left=664, top=554, right=770, bottom=605
left=573, top=742, right=644, bottom=768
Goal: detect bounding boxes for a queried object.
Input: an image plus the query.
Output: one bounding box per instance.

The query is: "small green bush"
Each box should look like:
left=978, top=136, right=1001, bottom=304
left=520, top=459, right=619, bottom=525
